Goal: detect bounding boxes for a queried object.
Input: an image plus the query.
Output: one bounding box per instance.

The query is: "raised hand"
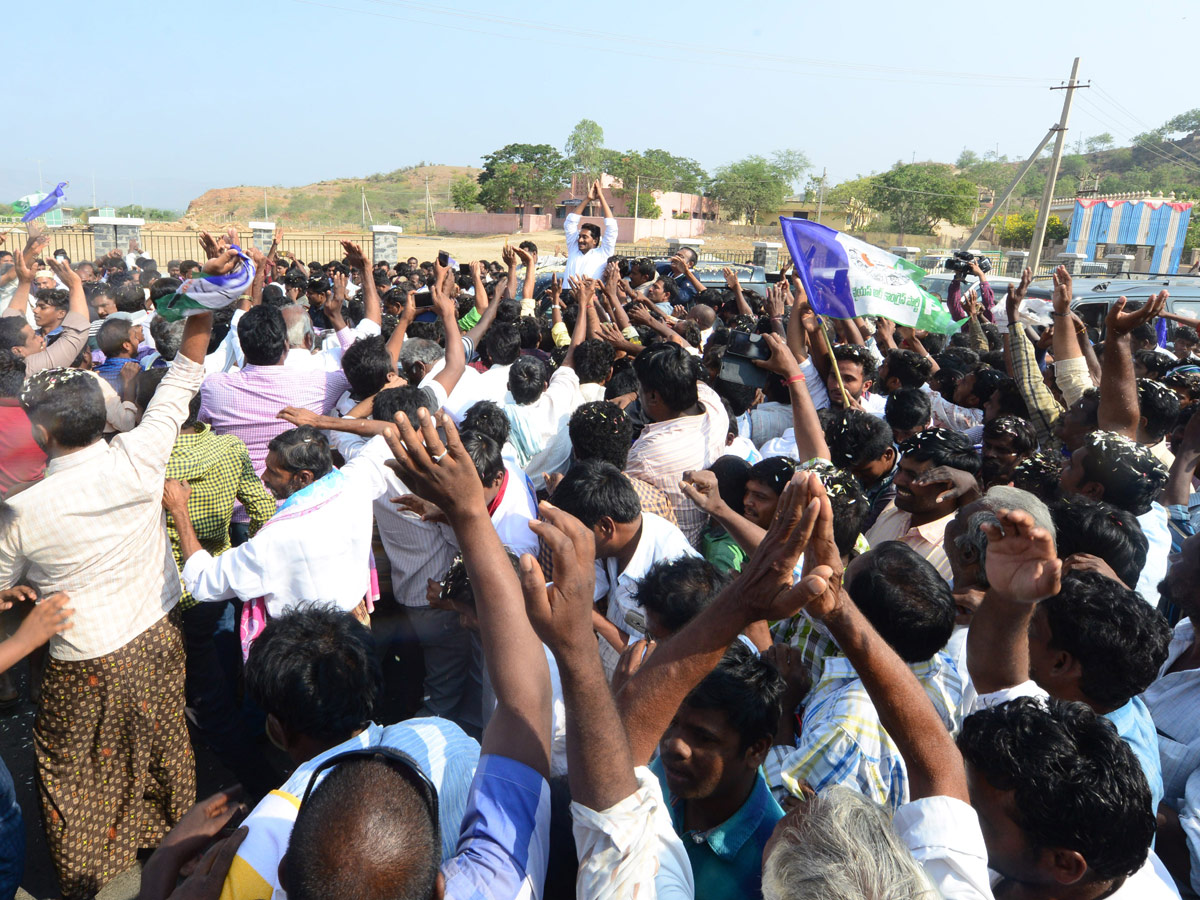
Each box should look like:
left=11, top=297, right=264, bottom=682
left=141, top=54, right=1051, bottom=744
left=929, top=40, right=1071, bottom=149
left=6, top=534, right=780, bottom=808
left=1050, top=265, right=1071, bottom=316
left=46, top=255, right=80, bottom=291
left=981, top=508, right=1062, bottom=604
left=198, top=232, right=220, bottom=261
left=680, top=469, right=726, bottom=515
left=383, top=408, right=485, bottom=519
left=332, top=271, right=348, bottom=303
left=1106, top=289, right=1167, bottom=338
left=520, top=502, right=598, bottom=660
left=913, top=465, right=981, bottom=505
left=764, top=283, right=785, bottom=319
left=669, top=255, right=688, bottom=276
left=340, top=240, right=368, bottom=272
left=795, top=474, right=845, bottom=620
left=752, top=331, right=802, bottom=379
left=501, top=244, right=516, bottom=268
left=548, top=273, right=563, bottom=306
left=722, top=266, right=740, bottom=291
left=201, top=248, right=242, bottom=278
left=569, top=275, right=596, bottom=304
left=513, top=246, right=533, bottom=267
left=611, top=639, right=655, bottom=695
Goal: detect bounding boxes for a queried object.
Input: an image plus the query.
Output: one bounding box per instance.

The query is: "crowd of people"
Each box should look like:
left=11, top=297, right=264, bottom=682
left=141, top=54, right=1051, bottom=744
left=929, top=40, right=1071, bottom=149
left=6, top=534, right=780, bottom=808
left=0, top=176, right=1199, bottom=899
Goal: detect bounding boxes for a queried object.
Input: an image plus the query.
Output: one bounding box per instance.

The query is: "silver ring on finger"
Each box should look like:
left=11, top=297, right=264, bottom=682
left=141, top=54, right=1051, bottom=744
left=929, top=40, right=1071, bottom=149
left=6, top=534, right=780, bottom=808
left=431, top=452, right=447, bottom=463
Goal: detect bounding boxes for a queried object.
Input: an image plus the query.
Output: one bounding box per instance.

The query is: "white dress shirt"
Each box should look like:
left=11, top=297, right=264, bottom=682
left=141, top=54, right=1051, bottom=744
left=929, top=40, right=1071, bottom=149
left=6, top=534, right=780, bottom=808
left=490, top=464, right=540, bottom=558
left=0, top=355, right=205, bottom=661
left=182, top=437, right=391, bottom=617
left=572, top=766, right=694, bottom=900
left=503, top=366, right=583, bottom=466
left=564, top=213, right=619, bottom=281
left=1137, top=502, right=1170, bottom=606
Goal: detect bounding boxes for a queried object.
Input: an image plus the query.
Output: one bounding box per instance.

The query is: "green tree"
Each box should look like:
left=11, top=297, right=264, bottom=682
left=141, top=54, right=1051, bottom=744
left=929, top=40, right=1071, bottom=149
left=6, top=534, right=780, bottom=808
left=476, top=143, right=570, bottom=212
left=601, top=148, right=708, bottom=213
left=866, top=163, right=977, bottom=237
left=115, top=204, right=176, bottom=221
left=565, top=119, right=606, bottom=183
left=956, top=148, right=981, bottom=168
left=710, top=152, right=809, bottom=224
left=449, top=177, right=478, bottom=211
left=1164, top=109, right=1200, bottom=137
left=1085, top=133, right=1115, bottom=153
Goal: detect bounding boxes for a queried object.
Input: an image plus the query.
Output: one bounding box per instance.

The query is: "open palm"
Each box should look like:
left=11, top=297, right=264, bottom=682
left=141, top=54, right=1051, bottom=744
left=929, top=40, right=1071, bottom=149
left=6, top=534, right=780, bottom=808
left=982, top=509, right=1061, bottom=604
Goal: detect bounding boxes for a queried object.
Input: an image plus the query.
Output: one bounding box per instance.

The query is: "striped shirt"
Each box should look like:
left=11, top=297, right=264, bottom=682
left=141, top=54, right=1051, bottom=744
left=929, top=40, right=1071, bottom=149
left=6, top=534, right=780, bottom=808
left=774, top=651, right=963, bottom=813
left=625, top=381, right=730, bottom=544
left=0, top=354, right=205, bottom=661
left=220, top=717, right=482, bottom=900
left=1143, top=617, right=1200, bottom=804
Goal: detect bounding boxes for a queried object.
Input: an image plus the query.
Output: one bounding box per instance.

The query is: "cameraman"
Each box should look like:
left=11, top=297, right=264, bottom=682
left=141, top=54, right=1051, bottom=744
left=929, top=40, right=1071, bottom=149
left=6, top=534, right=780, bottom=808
left=947, top=256, right=995, bottom=323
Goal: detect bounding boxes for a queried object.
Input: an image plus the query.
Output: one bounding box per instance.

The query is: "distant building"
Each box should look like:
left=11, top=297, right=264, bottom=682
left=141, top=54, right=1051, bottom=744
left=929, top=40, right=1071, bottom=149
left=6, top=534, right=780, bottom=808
left=1054, top=191, right=1194, bottom=273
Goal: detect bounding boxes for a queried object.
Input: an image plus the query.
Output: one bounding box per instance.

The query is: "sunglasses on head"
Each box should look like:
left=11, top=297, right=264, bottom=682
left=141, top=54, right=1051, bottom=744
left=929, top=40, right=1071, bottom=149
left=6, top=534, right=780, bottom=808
left=299, top=746, right=440, bottom=840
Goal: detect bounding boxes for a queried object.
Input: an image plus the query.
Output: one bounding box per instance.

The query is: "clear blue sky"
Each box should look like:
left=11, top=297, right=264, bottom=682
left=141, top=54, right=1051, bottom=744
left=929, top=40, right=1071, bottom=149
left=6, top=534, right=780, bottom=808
left=5, top=0, right=1196, bottom=212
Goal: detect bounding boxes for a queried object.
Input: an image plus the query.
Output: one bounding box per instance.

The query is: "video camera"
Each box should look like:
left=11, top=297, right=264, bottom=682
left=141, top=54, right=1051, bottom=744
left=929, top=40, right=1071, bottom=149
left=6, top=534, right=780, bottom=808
left=944, top=250, right=991, bottom=275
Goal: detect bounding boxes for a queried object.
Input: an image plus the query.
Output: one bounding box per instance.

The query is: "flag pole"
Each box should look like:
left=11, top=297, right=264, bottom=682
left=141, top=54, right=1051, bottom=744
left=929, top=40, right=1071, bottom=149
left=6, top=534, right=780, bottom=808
left=819, top=315, right=851, bottom=409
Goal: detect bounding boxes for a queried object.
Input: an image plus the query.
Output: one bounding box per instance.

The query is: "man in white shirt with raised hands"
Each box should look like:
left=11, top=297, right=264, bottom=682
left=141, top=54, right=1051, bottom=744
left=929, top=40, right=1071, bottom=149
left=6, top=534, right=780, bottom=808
left=564, top=179, right=618, bottom=282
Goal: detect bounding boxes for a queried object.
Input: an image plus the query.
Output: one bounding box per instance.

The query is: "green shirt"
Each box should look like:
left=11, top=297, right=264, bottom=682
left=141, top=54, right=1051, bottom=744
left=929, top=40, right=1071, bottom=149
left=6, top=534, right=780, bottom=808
left=651, top=758, right=783, bottom=900
left=700, top=526, right=746, bottom=574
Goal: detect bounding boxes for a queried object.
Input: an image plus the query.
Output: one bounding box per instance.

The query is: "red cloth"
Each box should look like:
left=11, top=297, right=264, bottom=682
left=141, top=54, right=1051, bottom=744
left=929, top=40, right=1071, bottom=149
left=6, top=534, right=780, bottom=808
left=0, top=400, right=46, bottom=498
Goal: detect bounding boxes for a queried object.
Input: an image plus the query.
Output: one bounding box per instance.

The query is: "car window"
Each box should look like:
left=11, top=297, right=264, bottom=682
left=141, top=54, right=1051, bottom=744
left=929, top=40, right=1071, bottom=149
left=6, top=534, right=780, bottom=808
left=1074, top=303, right=1108, bottom=334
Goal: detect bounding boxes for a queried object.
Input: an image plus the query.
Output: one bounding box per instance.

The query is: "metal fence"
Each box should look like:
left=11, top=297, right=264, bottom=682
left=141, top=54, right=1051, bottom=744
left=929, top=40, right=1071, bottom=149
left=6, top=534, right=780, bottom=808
left=1, top=227, right=373, bottom=267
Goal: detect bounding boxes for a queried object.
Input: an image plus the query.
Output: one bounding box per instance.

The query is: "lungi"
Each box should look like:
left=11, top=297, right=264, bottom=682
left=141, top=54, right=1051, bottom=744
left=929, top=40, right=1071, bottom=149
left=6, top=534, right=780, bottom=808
left=33, top=610, right=195, bottom=899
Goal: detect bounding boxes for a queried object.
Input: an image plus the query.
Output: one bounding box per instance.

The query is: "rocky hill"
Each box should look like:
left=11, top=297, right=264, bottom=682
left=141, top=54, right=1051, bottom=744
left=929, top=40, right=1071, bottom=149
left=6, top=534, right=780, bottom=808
left=183, top=164, right=481, bottom=229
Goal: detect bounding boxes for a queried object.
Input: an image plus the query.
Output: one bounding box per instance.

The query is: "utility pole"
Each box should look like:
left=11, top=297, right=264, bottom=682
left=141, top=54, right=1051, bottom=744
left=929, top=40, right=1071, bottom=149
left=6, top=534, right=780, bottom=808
left=424, top=176, right=432, bottom=233
left=264, top=189, right=269, bottom=221
left=634, top=175, right=641, bottom=220
left=91, top=172, right=97, bottom=210
left=961, top=125, right=1059, bottom=250
left=816, top=167, right=827, bottom=224
left=1028, top=57, right=1088, bottom=275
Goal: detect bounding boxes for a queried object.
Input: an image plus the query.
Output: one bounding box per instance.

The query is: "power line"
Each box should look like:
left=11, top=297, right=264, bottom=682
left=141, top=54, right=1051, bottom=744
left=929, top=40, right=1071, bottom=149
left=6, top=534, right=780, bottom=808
left=1073, top=94, right=1200, bottom=179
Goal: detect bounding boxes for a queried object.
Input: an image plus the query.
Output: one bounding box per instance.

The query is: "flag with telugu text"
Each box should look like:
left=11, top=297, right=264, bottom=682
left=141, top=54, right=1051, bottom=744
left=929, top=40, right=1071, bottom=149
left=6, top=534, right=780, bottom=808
left=780, top=217, right=965, bottom=335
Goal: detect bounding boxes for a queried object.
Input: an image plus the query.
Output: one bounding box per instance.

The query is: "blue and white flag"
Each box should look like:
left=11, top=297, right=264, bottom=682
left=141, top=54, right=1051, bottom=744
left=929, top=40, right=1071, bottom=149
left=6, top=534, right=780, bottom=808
left=12, top=182, right=67, bottom=222
left=780, top=217, right=964, bottom=334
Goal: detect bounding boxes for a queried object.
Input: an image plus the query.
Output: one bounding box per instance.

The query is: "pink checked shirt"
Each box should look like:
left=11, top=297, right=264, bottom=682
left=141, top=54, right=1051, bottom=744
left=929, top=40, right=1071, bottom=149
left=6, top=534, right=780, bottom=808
left=198, top=363, right=350, bottom=521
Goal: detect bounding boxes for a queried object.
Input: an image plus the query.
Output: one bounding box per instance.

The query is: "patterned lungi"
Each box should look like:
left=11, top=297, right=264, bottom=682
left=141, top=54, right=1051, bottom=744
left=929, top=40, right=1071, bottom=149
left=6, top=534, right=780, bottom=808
left=33, top=610, right=195, bottom=899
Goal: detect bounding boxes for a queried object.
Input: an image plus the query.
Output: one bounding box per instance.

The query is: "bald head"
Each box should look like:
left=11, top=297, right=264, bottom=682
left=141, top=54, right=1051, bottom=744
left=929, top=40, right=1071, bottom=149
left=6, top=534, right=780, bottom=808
left=687, top=304, right=716, bottom=330
left=285, top=757, right=441, bottom=900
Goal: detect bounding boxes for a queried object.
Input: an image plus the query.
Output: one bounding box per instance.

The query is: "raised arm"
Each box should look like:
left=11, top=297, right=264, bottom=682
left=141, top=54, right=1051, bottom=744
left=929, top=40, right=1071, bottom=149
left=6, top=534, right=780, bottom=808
left=680, top=469, right=768, bottom=554
left=431, top=263, right=466, bottom=398
left=3, top=236, right=41, bottom=318
left=619, top=473, right=832, bottom=765
left=966, top=508, right=1062, bottom=696
left=469, top=260, right=489, bottom=314
left=33, top=257, right=91, bottom=369
left=759, top=333, right=829, bottom=461
left=561, top=277, right=592, bottom=369
left=343, top=241, right=381, bottom=326
left=385, top=410, right=552, bottom=775
left=722, top=266, right=753, bottom=319
left=1098, top=290, right=1167, bottom=440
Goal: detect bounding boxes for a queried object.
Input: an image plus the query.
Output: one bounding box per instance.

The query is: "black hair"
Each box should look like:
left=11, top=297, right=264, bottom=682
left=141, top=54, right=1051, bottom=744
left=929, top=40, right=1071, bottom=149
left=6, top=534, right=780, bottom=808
left=957, top=697, right=1154, bottom=880
left=568, top=402, right=634, bottom=469
left=807, top=462, right=870, bottom=557
left=900, top=427, right=981, bottom=477
left=656, top=275, right=680, bottom=303
left=441, top=550, right=522, bottom=612
left=884, top=348, right=932, bottom=388
left=0, top=349, right=26, bottom=398
left=551, top=458, right=640, bottom=527
left=114, top=280, right=145, bottom=313
left=832, top=343, right=878, bottom=383
left=847, top=541, right=956, bottom=662
left=19, top=368, right=106, bottom=448
left=459, top=430, right=505, bottom=487
left=97, top=317, right=136, bottom=358
left=884, top=387, right=931, bottom=433
left=1050, top=497, right=1148, bottom=595
left=965, top=365, right=1008, bottom=404
left=484, top=323, right=521, bottom=366
left=709, top=454, right=751, bottom=515
left=574, top=338, right=615, bottom=384
left=1011, top=451, right=1064, bottom=504
left=1174, top=325, right=1199, bottom=345
left=824, top=409, right=894, bottom=468
left=988, top=380, right=1029, bottom=420
left=1137, top=378, right=1180, bottom=441
left=34, top=288, right=69, bottom=312
left=238, top=305, right=288, bottom=366
left=580, top=222, right=601, bottom=244
left=149, top=277, right=182, bottom=303
left=712, top=378, right=756, bottom=418
left=1134, top=349, right=1172, bottom=380
left=634, top=342, right=701, bottom=413
left=517, top=240, right=538, bottom=256
left=372, top=386, right=436, bottom=427
left=1042, top=570, right=1171, bottom=708
left=268, top=426, right=333, bottom=480
left=1079, top=432, right=1168, bottom=516
left=461, top=401, right=511, bottom=447
left=634, top=557, right=728, bottom=637
left=604, top=365, right=640, bottom=401
left=682, top=641, right=784, bottom=752
left=983, top=415, right=1037, bottom=454
left=508, top=355, right=548, bottom=405
left=0, top=318, right=26, bottom=353
left=631, top=258, right=656, bottom=280
left=746, top=457, right=797, bottom=497
left=517, top=316, right=541, bottom=351
left=341, top=335, right=395, bottom=401
left=149, top=315, right=185, bottom=362
left=179, top=259, right=200, bottom=277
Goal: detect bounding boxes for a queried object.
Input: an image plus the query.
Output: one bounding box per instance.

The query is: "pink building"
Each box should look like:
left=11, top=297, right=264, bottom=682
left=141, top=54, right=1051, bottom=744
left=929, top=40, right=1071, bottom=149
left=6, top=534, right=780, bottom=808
left=435, top=173, right=716, bottom=238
